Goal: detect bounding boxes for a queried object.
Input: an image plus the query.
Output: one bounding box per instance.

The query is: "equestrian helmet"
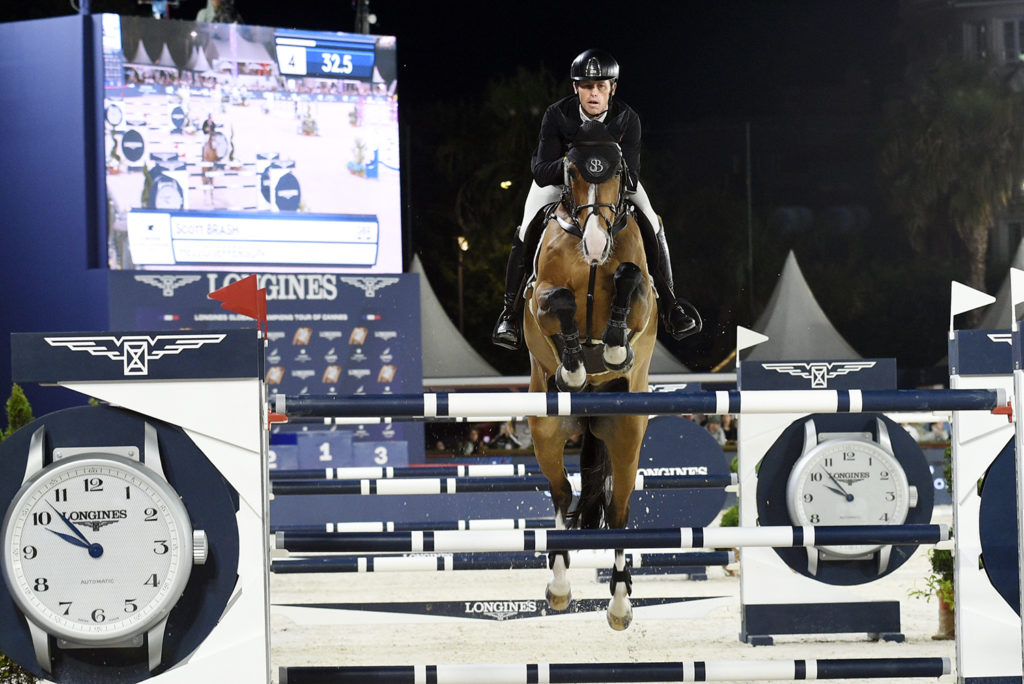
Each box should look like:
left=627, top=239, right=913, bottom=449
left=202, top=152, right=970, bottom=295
left=570, top=49, right=619, bottom=83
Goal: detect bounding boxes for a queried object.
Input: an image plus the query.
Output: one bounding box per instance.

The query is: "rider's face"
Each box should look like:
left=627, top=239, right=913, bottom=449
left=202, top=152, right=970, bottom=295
left=575, top=80, right=615, bottom=118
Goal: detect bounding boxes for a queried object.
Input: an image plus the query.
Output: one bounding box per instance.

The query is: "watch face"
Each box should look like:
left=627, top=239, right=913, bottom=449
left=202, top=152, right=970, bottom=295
left=1, top=453, right=194, bottom=645
left=786, top=438, right=912, bottom=557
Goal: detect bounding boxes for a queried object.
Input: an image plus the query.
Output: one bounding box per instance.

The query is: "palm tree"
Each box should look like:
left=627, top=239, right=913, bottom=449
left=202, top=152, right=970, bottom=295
left=880, top=57, right=1024, bottom=294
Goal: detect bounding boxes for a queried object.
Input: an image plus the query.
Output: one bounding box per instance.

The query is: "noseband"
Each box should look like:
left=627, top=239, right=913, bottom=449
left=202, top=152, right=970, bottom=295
left=556, top=142, right=629, bottom=239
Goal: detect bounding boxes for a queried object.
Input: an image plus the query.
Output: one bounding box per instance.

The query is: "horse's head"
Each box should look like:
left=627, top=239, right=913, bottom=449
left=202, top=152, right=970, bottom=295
left=557, top=121, right=629, bottom=266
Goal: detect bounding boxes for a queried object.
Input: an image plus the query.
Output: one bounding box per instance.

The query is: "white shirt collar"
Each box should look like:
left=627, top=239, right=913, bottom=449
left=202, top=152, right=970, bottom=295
left=579, top=105, right=608, bottom=123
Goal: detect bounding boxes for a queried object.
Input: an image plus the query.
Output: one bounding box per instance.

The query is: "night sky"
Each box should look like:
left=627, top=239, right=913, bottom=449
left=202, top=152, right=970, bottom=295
left=1, top=0, right=905, bottom=127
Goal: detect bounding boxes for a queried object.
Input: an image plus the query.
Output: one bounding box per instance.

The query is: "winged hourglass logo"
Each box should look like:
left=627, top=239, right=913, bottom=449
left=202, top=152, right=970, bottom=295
left=760, top=361, right=877, bottom=389
left=339, top=277, right=400, bottom=298
left=44, top=334, right=227, bottom=376
left=134, top=274, right=202, bottom=297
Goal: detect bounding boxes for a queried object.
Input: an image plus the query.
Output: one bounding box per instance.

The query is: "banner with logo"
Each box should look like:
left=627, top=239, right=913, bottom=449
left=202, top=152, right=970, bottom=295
left=108, top=271, right=424, bottom=471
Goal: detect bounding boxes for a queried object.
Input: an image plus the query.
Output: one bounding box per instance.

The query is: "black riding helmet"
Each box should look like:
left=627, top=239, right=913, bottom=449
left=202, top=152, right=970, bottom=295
left=570, top=49, right=619, bottom=83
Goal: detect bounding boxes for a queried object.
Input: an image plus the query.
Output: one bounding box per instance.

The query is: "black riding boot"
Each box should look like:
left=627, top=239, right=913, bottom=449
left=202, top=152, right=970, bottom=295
left=635, top=210, right=698, bottom=340
left=491, top=234, right=528, bottom=350
left=492, top=211, right=549, bottom=350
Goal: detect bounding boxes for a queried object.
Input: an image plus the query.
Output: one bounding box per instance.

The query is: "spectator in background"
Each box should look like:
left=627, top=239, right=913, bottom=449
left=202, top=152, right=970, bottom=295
left=706, top=416, right=727, bottom=446
left=196, top=0, right=242, bottom=23
left=721, top=414, right=737, bottom=442
left=460, top=428, right=484, bottom=456
left=491, top=421, right=523, bottom=450
left=922, top=421, right=950, bottom=443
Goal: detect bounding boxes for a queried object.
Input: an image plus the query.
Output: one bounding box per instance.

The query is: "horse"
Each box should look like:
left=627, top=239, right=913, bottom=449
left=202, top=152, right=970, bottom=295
left=522, top=120, right=658, bottom=631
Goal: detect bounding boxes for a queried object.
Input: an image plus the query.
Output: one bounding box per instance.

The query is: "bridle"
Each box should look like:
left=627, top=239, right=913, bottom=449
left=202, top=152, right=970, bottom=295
left=555, top=142, right=630, bottom=239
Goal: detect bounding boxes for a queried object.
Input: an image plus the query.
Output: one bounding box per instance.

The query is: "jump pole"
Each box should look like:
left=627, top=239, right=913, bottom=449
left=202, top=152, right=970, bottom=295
left=271, top=550, right=734, bottom=574
left=279, top=657, right=951, bottom=683
left=275, top=524, right=948, bottom=554
left=275, top=388, right=1004, bottom=418
left=269, top=473, right=736, bottom=496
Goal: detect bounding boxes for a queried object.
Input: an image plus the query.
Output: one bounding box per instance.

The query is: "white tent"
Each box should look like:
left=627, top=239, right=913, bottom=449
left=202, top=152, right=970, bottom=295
left=412, top=256, right=500, bottom=379
left=155, top=43, right=177, bottom=69
left=744, top=250, right=861, bottom=361
left=188, top=46, right=212, bottom=73
left=127, top=40, right=152, bottom=66
left=976, top=238, right=1024, bottom=330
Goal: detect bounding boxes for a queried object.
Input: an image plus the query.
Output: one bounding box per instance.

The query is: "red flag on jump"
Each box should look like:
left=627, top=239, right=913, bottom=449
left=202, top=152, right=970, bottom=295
left=208, top=274, right=268, bottom=336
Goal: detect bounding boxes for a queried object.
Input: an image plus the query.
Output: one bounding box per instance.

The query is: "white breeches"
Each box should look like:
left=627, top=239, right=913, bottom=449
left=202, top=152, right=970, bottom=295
left=518, top=181, right=661, bottom=241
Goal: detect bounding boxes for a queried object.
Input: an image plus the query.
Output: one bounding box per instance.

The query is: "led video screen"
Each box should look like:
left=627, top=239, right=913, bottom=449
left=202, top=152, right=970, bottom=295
left=101, top=14, right=401, bottom=273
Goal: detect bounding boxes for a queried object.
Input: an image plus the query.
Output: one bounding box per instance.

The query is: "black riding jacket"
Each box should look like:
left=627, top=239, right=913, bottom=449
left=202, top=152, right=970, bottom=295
left=530, top=94, right=641, bottom=191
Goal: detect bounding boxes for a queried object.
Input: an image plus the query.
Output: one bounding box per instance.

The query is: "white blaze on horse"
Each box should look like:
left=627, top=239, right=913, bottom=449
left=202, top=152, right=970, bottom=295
left=522, top=120, right=657, bottom=630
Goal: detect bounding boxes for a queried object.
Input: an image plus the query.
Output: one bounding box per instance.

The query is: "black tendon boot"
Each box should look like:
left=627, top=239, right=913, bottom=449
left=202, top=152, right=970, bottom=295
left=635, top=210, right=698, bottom=339
left=491, top=234, right=528, bottom=350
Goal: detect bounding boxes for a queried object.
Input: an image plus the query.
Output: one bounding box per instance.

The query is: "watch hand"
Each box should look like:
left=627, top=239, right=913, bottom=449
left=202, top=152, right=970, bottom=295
left=824, top=484, right=849, bottom=497
left=48, top=502, right=92, bottom=546
left=47, top=503, right=104, bottom=558
left=822, top=469, right=855, bottom=502
left=46, top=528, right=90, bottom=549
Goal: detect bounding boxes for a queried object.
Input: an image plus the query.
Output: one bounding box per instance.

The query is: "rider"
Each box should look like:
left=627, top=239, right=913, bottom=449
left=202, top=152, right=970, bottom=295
left=491, top=48, right=698, bottom=350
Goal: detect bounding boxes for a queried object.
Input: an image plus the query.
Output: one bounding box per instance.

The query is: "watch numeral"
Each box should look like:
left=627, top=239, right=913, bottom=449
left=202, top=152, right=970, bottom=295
left=843, top=452, right=855, bottom=461
left=144, top=573, right=159, bottom=587
left=802, top=493, right=813, bottom=503
left=91, top=608, right=105, bottom=623
left=885, top=491, right=896, bottom=501
left=124, top=599, right=138, bottom=613
left=125, top=486, right=131, bottom=500
left=34, top=578, right=49, bottom=592
left=32, top=512, right=51, bottom=526
left=880, top=471, right=890, bottom=480
left=823, top=458, right=833, bottom=467
left=53, top=488, right=67, bottom=502
left=84, top=477, right=104, bottom=492
left=22, top=545, right=37, bottom=560
left=810, top=472, right=822, bottom=482
left=880, top=512, right=890, bottom=521
left=809, top=514, right=820, bottom=523
left=58, top=601, right=71, bottom=616
left=153, top=540, right=169, bottom=555
left=144, top=508, right=158, bottom=522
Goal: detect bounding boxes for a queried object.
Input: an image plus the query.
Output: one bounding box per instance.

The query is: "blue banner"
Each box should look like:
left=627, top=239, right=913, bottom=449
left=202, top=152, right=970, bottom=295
left=107, top=271, right=424, bottom=473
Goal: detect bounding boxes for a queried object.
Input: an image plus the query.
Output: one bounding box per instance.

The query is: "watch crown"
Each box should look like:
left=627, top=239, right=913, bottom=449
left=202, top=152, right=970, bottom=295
left=193, top=530, right=208, bottom=565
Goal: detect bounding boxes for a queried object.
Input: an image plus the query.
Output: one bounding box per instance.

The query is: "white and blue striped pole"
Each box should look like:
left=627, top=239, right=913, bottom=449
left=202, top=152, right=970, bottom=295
left=271, top=550, right=733, bottom=574
left=275, top=524, right=948, bottom=554
left=279, top=656, right=950, bottom=683
left=275, top=388, right=1004, bottom=419
left=270, top=473, right=736, bottom=497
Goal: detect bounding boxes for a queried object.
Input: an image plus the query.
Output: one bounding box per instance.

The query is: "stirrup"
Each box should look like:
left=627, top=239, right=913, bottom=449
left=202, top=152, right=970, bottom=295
left=492, top=310, right=522, bottom=350
left=662, top=300, right=701, bottom=340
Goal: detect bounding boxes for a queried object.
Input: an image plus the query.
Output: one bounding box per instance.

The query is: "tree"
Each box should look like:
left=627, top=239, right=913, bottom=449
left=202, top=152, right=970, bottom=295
left=880, top=57, right=1024, bottom=295
left=410, top=66, right=563, bottom=373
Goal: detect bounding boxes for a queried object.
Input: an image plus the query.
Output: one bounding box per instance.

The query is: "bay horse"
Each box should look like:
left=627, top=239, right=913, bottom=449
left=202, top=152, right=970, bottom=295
left=522, top=120, right=657, bottom=630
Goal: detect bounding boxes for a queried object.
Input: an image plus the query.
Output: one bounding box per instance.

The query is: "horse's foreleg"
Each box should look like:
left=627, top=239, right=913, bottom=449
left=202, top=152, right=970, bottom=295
left=543, top=287, right=586, bottom=391
left=602, top=262, right=643, bottom=371
left=599, top=419, right=644, bottom=631
left=531, top=415, right=576, bottom=610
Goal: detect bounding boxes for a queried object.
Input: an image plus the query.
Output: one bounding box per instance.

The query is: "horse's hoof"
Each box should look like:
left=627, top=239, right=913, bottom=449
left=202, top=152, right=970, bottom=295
left=602, top=344, right=634, bottom=372
left=606, top=604, right=633, bottom=631
left=554, top=365, right=586, bottom=392
left=546, top=584, right=572, bottom=611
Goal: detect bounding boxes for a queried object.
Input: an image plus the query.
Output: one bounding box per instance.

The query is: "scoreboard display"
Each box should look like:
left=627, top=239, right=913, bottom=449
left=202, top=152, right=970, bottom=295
left=275, top=31, right=377, bottom=80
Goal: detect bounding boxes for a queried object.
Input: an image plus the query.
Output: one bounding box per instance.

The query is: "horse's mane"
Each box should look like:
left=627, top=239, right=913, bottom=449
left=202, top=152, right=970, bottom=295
left=567, top=121, right=621, bottom=184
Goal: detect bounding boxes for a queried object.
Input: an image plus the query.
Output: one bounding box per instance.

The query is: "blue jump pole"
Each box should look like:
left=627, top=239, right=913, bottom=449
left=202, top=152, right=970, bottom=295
left=271, top=551, right=733, bottom=574
left=275, top=388, right=1004, bottom=418
left=275, top=524, right=948, bottom=554
left=279, top=657, right=951, bottom=683
left=270, top=473, right=735, bottom=497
